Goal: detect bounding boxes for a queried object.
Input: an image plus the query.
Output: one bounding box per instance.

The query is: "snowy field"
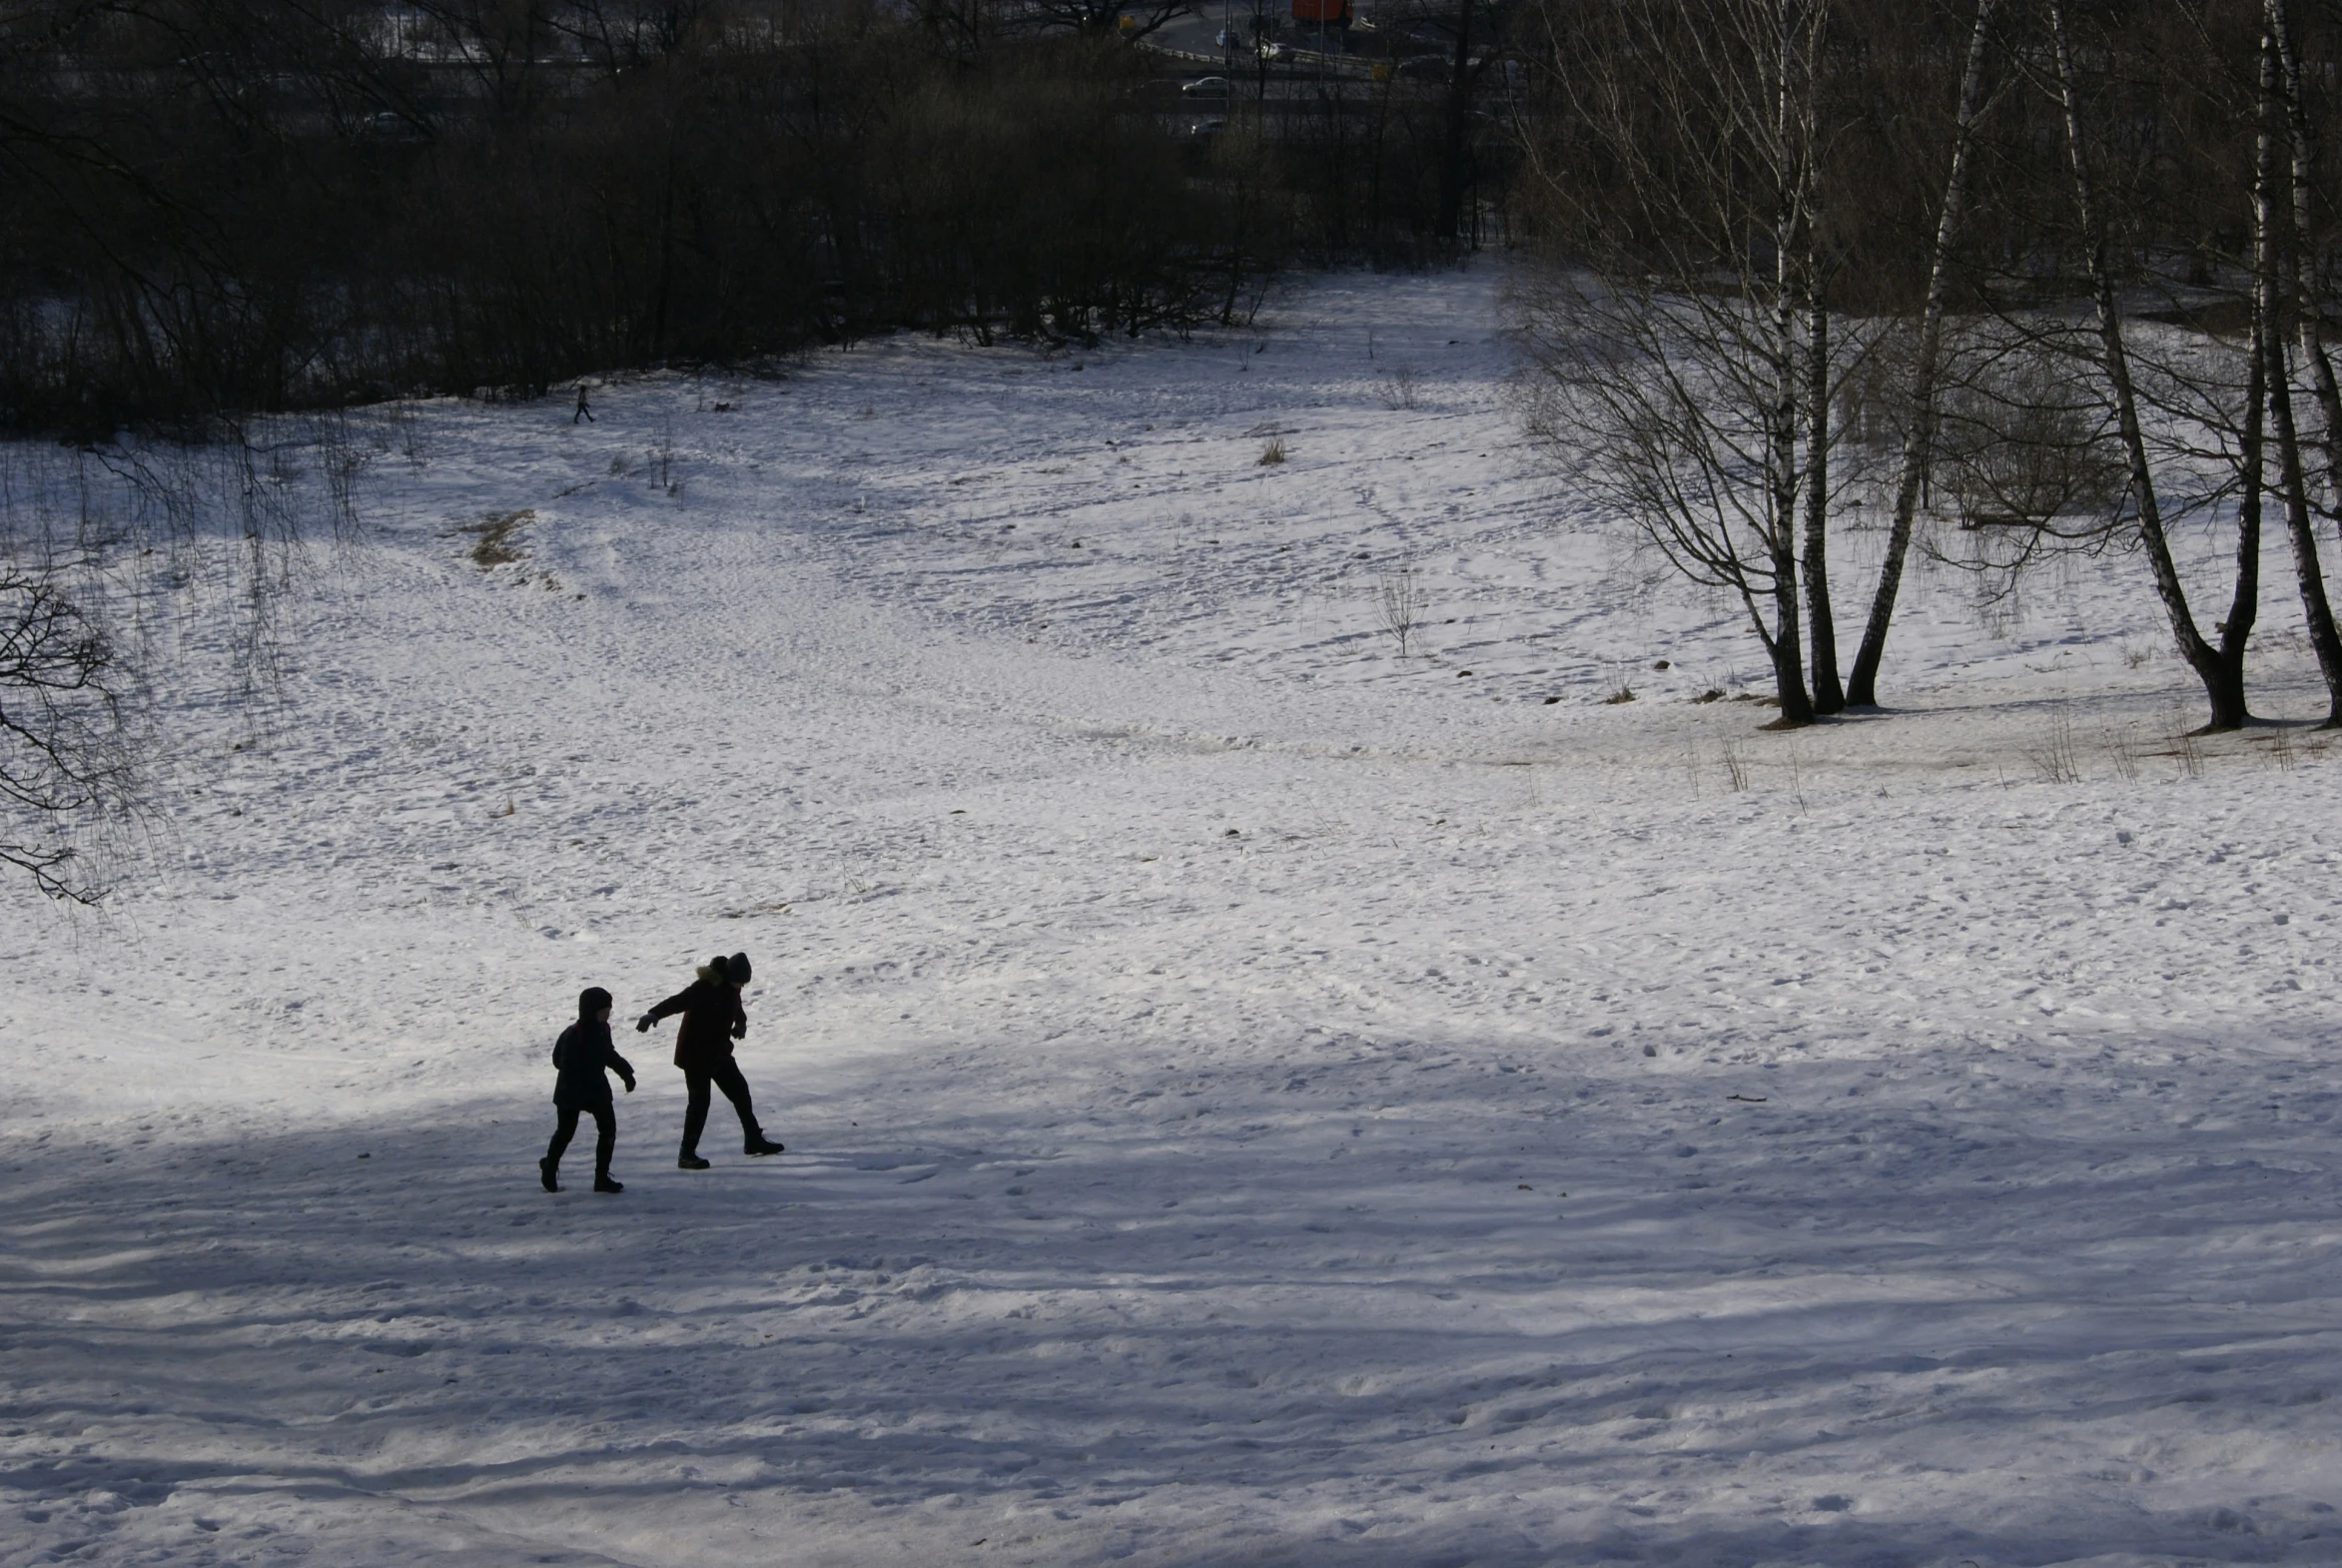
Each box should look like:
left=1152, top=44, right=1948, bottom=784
left=7, top=269, right=2342, bottom=1567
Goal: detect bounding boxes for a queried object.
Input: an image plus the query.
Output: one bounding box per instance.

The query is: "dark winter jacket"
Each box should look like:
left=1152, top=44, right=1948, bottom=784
left=552, top=1020, right=636, bottom=1108
left=644, top=973, right=748, bottom=1070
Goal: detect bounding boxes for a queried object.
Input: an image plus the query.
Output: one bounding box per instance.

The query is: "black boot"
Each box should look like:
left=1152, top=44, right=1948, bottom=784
left=593, top=1174, right=624, bottom=1193
left=677, top=1152, right=711, bottom=1170
left=539, top=1157, right=560, bottom=1192
left=744, top=1136, right=784, bottom=1157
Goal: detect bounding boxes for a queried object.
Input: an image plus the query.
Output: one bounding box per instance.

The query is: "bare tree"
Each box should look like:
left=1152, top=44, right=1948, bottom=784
left=2047, top=0, right=2252, bottom=731
left=0, top=566, right=132, bottom=903
left=2268, top=0, right=2342, bottom=509
left=1378, top=567, right=1423, bottom=657
left=1518, top=0, right=1863, bottom=724
left=1845, top=0, right=1997, bottom=708
left=1509, top=0, right=2342, bottom=734
left=2254, top=10, right=2342, bottom=722
left=0, top=405, right=381, bottom=905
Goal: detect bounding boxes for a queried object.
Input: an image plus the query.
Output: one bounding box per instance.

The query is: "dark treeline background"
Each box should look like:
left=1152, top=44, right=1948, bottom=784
left=0, top=0, right=1499, bottom=433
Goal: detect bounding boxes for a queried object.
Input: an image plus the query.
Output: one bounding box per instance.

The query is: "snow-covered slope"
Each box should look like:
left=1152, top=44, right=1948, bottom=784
left=5, top=269, right=2342, bottom=1567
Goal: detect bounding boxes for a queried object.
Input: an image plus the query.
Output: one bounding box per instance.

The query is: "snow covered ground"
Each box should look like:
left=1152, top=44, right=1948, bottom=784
left=6, top=269, right=2342, bottom=1567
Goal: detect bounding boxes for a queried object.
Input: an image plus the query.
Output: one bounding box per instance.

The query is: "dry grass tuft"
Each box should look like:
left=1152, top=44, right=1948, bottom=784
left=2024, top=705, right=2081, bottom=783
left=460, top=508, right=534, bottom=568
left=1377, top=367, right=1420, bottom=410
left=2105, top=724, right=2143, bottom=781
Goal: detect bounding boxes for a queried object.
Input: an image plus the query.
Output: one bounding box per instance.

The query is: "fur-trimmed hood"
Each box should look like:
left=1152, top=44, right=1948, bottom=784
left=696, top=952, right=752, bottom=987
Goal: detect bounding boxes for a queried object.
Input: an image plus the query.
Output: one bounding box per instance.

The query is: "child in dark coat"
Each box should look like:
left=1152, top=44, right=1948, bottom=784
left=637, top=952, right=782, bottom=1169
left=541, top=986, right=636, bottom=1193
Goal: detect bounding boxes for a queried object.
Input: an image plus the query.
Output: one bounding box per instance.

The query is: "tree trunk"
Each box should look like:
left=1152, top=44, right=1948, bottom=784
left=1846, top=0, right=1994, bottom=707
left=2230, top=271, right=2264, bottom=716
left=1799, top=0, right=1841, bottom=714
left=1435, top=0, right=1473, bottom=243
left=1805, top=270, right=1844, bottom=712
left=1768, top=557, right=1816, bottom=724
left=2268, top=334, right=2342, bottom=723
left=2049, top=0, right=2244, bottom=730
left=648, top=130, right=679, bottom=366
left=1768, top=0, right=1814, bottom=725
left=2268, top=0, right=2342, bottom=515
left=2260, top=22, right=2342, bottom=722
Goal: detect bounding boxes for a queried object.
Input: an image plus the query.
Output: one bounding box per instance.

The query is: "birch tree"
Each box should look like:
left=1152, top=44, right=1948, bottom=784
left=1516, top=0, right=1852, bottom=724
left=2047, top=0, right=2254, bottom=729
left=1844, top=0, right=1997, bottom=708
left=2253, top=11, right=2342, bottom=722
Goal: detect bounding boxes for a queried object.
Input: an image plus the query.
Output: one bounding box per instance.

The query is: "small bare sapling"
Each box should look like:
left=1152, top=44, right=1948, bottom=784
left=1377, top=367, right=1421, bottom=410
left=1720, top=740, right=1749, bottom=792
left=654, top=415, right=679, bottom=492
left=1258, top=437, right=1287, bottom=466
left=1378, top=568, right=1424, bottom=658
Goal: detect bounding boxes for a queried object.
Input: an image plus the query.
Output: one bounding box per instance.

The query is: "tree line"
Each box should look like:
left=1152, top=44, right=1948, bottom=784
left=0, top=0, right=1509, bottom=436
left=1511, top=0, right=2342, bottom=730
left=0, top=0, right=1511, bottom=900
left=0, top=0, right=1228, bottom=429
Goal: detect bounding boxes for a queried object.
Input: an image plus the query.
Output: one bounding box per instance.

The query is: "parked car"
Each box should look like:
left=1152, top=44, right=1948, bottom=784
left=1181, top=75, right=1230, bottom=97
left=1257, top=39, right=1292, bottom=61
left=1214, top=26, right=1241, bottom=48
left=360, top=109, right=427, bottom=141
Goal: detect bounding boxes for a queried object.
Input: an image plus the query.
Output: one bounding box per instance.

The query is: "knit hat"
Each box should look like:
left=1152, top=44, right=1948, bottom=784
left=725, top=952, right=752, bottom=985
left=578, top=986, right=613, bottom=1019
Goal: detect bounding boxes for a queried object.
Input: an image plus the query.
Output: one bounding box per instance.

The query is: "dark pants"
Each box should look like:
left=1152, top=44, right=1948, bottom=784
left=547, top=1101, right=616, bottom=1178
left=681, top=1059, right=762, bottom=1156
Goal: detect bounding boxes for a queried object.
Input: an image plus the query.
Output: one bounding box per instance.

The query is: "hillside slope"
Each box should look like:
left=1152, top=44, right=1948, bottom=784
left=3, top=269, right=2340, bottom=1568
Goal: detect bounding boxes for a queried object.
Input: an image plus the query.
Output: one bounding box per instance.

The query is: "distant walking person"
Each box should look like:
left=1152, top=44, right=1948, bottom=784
left=638, top=953, right=784, bottom=1169
left=572, top=383, right=594, bottom=423
left=542, top=986, right=636, bottom=1193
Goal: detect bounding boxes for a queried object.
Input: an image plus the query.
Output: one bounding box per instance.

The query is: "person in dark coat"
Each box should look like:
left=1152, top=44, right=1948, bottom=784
left=541, top=986, right=636, bottom=1193
left=637, top=952, right=783, bottom=1169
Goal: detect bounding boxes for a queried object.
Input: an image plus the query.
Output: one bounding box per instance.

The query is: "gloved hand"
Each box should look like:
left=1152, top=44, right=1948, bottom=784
left=636, top=1014, right=655, bottom=1033
left=622, top=1077, right=637, bottom=1094
left=731, top=1020, right=747, bottom=1040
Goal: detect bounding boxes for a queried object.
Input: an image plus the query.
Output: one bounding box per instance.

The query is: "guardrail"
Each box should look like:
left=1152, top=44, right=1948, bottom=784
left=1142, top=40, right=1385, bottom=80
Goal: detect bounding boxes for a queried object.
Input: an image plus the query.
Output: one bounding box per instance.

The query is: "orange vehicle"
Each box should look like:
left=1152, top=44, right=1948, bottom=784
left=1290, top=0, right=1350, bottom=23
